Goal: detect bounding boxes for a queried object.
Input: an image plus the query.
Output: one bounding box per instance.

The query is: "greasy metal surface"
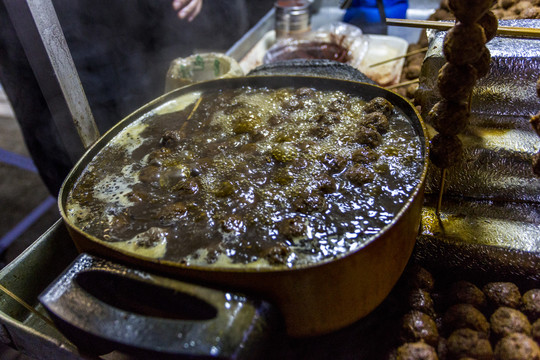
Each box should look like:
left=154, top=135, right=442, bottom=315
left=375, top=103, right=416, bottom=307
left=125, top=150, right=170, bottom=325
left=0, top=222, right=281, bottom=359
left=416, top=19, right=540, bottom=203
left=0, top=221, right=83, bottom=359
left=421, top=195, right=540, bottom=254
left=39, top=253, right=280, bottom=358
left=416, top=198, right=540, bottom=290
left=248, top=59, right=375, bottom=83
left=3, top=0, right=99, bottom=160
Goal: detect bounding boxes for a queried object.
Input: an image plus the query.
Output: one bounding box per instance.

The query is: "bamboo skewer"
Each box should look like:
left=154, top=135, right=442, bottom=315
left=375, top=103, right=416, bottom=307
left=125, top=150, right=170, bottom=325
left=369, top=47, right=429, bottom=68
left=385, top=78, right=419, bottom=90
left=0, top=283, right=55, bottom=327
left=188, top=96, right=203, bottom=120
left=386, top=18, right=540, bottom=38
left=436, top=168, right=447, bottom=216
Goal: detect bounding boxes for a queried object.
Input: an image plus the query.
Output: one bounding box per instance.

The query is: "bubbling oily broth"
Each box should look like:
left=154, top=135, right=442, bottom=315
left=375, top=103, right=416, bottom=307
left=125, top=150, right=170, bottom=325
left=66, top=86, right=423, bottom=268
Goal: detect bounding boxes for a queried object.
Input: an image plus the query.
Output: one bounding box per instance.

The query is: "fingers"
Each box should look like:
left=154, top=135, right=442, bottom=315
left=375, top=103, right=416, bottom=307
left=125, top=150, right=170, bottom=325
left=172, top=0, right=202, bottom=22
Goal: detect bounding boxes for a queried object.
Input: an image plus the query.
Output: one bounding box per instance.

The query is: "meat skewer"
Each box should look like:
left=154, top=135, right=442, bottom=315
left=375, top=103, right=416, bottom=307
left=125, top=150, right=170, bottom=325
left=386, top=18, right=540, bottom=38
left=427, top=0, right=498, bottom=214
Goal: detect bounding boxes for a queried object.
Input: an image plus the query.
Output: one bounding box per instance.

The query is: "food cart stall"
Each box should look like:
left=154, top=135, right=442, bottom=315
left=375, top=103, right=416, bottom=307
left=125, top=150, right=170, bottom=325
left=0, top=0, right=538, bottom=359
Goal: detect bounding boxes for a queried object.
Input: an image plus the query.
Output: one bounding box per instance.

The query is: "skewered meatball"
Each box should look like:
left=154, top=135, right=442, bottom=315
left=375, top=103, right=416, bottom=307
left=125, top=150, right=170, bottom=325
left=483, top=282, right=522, bottom=310
left=494, top=332, right=540, bottom=360
left=429, top=134, right=464, bottom=169
left=408, top=288, right=436, bottom=317
left=437, top=338, right=449, bottom=360
left=443, top=23, right=487, bottom=66
left=428, top=100, right=470, bottom=136
left=395, top=342, right=439, bottom=360
left=437, top=63, right=478, bottom=102
left=443, top=303, right=490, bottom=336
left=533, top=152, right=540, bottom=176
left=364, top=97, right=394, bottom=117
left=532, top=319, right=540, bottom=344
left=531, top=112, right=540, bottom=137
left=491, top=307, right=532, bottom=340
left=448, top=0, right=494, bottom=24
left=400, top=310, right=440, bottom=346
left=403, top=265, right=435, bottom=292
left=472, top=46, right=492, bottom=78
left=447, top=280, right=487, bottom=309
left=478, top=10, right=499, bottom=42
left=447, top=328, right=493, bottom=360
left=522, top=289, right=540, bottom=322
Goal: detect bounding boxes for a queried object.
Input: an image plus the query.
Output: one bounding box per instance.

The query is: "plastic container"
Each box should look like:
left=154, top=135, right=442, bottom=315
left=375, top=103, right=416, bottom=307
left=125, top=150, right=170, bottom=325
left=165, top=53, right=244, bottom=92
left=264, top=22, right=368, bottom=70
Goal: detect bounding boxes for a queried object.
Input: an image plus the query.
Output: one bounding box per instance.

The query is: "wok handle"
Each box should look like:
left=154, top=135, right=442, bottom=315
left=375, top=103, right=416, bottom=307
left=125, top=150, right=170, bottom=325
left=39, top=253, right=282, bottom=358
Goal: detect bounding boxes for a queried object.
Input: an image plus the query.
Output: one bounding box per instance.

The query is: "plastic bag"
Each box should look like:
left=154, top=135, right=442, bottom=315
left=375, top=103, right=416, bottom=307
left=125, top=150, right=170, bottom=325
left=263, top=22, right=368, bottom=70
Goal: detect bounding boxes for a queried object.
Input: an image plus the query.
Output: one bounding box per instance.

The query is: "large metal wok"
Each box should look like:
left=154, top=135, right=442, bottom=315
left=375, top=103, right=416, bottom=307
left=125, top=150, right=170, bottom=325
left=53, top=75, right=428, bottom=339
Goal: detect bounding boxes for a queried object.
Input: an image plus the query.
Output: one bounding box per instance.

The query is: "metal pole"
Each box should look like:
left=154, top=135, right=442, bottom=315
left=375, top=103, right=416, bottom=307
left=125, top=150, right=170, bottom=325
left=3, top=0, right=100, bottom=162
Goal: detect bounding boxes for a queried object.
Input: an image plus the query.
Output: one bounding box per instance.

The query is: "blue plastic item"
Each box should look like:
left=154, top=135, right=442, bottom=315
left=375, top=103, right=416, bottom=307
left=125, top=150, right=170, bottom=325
left=344, top=0, right=408, bottom=24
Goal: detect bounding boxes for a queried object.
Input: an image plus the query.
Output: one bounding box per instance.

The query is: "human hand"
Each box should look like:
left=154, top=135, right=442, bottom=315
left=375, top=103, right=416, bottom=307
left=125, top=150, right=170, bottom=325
left=172, top=0, right=202, bottom=22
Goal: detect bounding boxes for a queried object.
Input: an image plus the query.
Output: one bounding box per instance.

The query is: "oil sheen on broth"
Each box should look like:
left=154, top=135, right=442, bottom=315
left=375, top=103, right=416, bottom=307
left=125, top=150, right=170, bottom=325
left=66, top=86, right=423, bottom=268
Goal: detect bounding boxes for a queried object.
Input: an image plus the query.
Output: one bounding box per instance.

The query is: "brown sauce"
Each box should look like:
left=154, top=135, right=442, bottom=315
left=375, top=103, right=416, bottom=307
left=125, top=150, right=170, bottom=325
left=66, top=86, right=423, bottom=268
left=270, top=42, right=351, bottom=63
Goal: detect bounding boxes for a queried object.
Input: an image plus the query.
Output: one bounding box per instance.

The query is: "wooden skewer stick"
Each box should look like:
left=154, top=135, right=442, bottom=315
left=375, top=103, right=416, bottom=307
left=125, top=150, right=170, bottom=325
left=385, top=78, right=419, bottom=90
left=369, top=47, right=429, bottom=68
left=0, top=283, right=56, bottom=327
left=188, top=96, right=203, bottom=120
left=436, top=168, right=447, bottom=216
left=386, top=18, right=540, bottom=38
